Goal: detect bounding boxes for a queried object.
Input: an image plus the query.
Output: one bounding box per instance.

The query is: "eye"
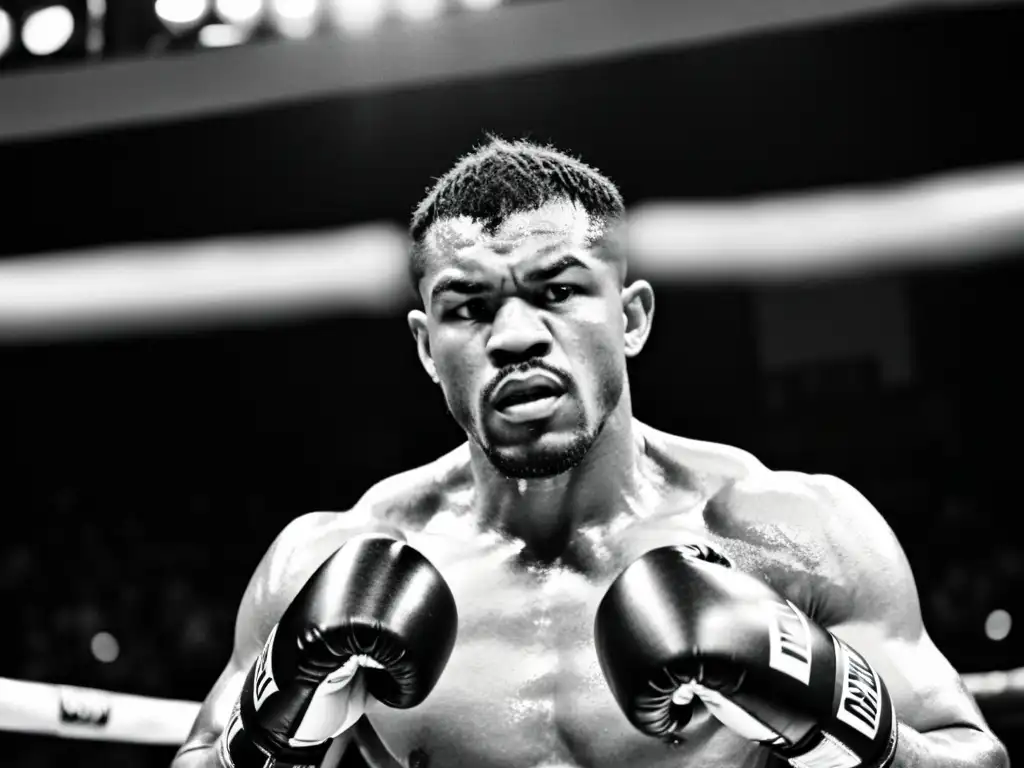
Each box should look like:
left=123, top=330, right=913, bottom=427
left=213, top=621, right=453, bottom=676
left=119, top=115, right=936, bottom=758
left=452, top=298, right=490, bottom=321
left=543, top=284, right=577, bottom=304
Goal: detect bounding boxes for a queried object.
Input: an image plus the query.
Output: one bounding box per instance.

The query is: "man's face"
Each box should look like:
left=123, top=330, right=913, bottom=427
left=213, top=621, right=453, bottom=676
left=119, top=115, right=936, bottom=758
left=408, top=199, right=651, bottom=479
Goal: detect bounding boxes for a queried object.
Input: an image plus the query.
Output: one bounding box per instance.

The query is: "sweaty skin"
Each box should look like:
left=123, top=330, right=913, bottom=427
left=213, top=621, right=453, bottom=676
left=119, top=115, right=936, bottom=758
left=211, top=427, right=990, bottom=768
left=173, top=199, right=998, bottom=768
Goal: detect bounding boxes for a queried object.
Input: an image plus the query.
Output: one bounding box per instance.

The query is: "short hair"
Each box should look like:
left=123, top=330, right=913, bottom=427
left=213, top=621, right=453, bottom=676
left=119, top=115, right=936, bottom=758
left=408, top=136, right=626, bottom=290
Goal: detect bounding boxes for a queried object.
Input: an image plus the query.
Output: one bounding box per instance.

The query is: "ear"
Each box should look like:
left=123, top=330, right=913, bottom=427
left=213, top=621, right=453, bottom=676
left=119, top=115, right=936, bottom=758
left=621, top=280, right=655, bottom=358
left=407, top=309, right=440, bottom=383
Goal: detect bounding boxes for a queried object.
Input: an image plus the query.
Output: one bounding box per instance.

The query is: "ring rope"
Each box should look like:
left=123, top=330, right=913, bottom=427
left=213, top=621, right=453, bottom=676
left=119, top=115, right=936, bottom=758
left=0, top=676, right=199, bottom=745
left=0, top=669, right=1020, bottom=746
left=2, top=164, right=1023, bottom=343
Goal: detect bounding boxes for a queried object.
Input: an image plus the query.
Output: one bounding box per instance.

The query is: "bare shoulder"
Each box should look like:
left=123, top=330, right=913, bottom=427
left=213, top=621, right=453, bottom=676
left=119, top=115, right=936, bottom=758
left=270, top=443, right=472, bottom=573
left=713, top=466, right=899, bottom=561
left=231, top=507, right=390, bottom=659
left=355, top=442, right=474, bottom=531
left=642, top=424, right=914, bottom=626
left=640, top=421, right=766, bottom=493
left=275, top=442, right=473, bottom=555
left=646, top=433, right=997, bottom=740
left=641, top=422, right=879, bottom=536
left=711, top=464, right=916, bottom=629
left=233, top=444, right=473, bottom=659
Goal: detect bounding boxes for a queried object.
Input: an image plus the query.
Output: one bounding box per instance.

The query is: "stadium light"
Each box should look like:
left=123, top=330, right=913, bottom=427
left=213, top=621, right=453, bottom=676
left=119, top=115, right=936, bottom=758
left=214, top=0, right=262, bottom=26
left=21, top=4, right=75, bottom=55
left=90, top=632, right=120, bottom=663
left=394, top=0, right=443, bottom=23
left=155, top=0, right=209, bottom=30
left=268, top=0, right=320, bottom=39
left=0, top=8, right=13, bottom=58
left=328, top=0, right=385, bottom=34
left=0, top=0, right=102, bottom=70
left=986, top=610, right=1012, bottom=642
left=198, top=20, right=248, bottom=45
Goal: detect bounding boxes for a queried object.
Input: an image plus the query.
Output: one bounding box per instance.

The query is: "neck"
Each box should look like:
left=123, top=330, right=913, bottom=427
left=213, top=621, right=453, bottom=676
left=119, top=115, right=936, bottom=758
left=468, top=395, right=647, bottom=563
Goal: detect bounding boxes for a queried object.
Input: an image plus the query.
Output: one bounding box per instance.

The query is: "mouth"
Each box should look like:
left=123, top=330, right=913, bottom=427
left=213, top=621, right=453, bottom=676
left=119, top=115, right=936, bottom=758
left=491, top=373, right=567, bottom=423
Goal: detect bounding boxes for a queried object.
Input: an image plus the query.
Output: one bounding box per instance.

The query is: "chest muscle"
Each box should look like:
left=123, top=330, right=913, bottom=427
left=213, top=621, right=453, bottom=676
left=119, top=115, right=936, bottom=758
left=361, top=533, right=770, bottom=768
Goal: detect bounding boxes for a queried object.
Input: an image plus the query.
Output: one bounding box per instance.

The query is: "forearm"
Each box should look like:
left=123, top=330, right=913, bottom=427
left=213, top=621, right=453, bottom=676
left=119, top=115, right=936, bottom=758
left=893, top=721, right=1009, bottom=768
left=171, top=740, right=315, bottom=768
left=171, top=726, right=319, bottom=768
left=172, top=724, right=356, bottom=768
left=171, top=742, right=222, bottom=768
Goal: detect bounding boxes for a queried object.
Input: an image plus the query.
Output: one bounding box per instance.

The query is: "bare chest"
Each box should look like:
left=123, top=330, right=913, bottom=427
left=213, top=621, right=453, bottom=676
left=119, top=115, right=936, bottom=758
left=358, top=519, right=804, bottom=768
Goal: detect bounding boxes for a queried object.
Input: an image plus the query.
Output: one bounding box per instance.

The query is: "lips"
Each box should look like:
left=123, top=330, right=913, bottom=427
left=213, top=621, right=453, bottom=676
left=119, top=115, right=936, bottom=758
left=491, top=373, right=566, bottom=411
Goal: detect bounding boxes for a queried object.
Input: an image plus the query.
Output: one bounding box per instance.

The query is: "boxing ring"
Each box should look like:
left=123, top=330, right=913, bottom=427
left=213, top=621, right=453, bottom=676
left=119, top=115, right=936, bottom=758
left=3, top=158, right=1024, bottom=756
left=2, top=0, right=1024, bottom=758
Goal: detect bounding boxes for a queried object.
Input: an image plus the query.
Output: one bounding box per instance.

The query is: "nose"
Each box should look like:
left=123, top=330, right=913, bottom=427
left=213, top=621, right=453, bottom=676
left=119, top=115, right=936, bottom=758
left=485, top=298, right=553, bottom=367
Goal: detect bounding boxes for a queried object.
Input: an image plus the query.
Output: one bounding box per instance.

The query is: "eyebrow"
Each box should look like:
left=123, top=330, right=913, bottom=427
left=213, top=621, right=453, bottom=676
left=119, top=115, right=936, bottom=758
left=429, top=254, right=591, bottom=306
left=429, top=276, right=491, bottom=306
left=521, top=254, right=591, bottom=283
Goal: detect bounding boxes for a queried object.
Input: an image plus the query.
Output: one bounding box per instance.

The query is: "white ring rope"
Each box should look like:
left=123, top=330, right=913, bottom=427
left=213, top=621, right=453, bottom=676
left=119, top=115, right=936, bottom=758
left=0, top=222, right=411, bottom=342
left=625, top=163, right=1024, bottom=282
left=0, top=676, right=199, bottom=745
left=0, top=669, right=1019, bottom=745
left=2, top=163, right=1023, bottom=343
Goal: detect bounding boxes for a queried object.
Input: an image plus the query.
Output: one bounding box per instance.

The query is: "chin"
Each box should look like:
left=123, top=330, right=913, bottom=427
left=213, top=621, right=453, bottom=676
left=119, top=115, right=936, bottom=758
left=483, top=430, right=595, bottom=479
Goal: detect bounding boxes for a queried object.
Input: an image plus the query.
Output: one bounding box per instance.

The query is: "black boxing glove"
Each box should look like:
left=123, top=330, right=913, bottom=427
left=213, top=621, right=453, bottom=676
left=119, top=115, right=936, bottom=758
left=218, top=534, right=458, bottom=768
left=595, top=545, right=898, bottom=768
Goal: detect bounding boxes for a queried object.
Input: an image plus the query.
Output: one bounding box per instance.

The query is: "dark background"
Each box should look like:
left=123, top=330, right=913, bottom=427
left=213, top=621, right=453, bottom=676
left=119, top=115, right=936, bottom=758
left=2, top=2, right=1023, bottom=765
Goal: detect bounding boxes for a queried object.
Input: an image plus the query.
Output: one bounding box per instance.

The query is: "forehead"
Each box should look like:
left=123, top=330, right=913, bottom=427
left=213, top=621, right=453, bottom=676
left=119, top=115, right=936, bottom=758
left=421, top=199, right=605, bottom=273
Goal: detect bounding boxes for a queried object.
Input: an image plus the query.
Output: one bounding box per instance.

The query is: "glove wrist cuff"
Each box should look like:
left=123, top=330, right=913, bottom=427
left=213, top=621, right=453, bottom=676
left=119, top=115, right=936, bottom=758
left=876, top=718, right=899, bottom=768
left=217, top=703, right=322, bottom=768
left=216, top=706, right=267, bottom=768
left=782, top=717, right=898, bottom=768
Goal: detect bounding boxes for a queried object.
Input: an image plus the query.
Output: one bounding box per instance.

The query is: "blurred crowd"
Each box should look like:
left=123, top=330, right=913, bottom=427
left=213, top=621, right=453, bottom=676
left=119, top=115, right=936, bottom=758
left=6, top=441, right=1022, bottom=698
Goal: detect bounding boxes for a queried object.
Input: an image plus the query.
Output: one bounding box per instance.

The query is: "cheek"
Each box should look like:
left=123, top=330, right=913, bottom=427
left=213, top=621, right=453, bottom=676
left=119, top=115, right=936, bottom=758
left=571, top=305, right=627, bottom=386
left=592, top=295, right=628, bottom=353
left=433, top=333, right=486, bottom=401
left=589, top=337, right=626, bottom=391
left=434, top=332, right=475, bottom=372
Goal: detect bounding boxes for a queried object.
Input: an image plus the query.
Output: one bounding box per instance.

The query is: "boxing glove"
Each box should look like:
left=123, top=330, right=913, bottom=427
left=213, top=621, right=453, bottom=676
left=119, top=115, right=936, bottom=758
left=219, top=534, right=458, bottom=768
left=595, top=545, right=898, bottom=768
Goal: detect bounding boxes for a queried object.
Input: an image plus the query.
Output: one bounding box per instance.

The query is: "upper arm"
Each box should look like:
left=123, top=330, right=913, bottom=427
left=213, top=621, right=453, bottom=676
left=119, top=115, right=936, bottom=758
left=804, top=474, right=992, bottom=736
left=172, top=507, right=400, bottom=764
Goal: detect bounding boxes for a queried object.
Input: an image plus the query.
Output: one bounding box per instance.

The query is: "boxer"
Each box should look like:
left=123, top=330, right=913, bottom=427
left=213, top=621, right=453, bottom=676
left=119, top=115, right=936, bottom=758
left=173, top=138, right=1007, bottom=768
